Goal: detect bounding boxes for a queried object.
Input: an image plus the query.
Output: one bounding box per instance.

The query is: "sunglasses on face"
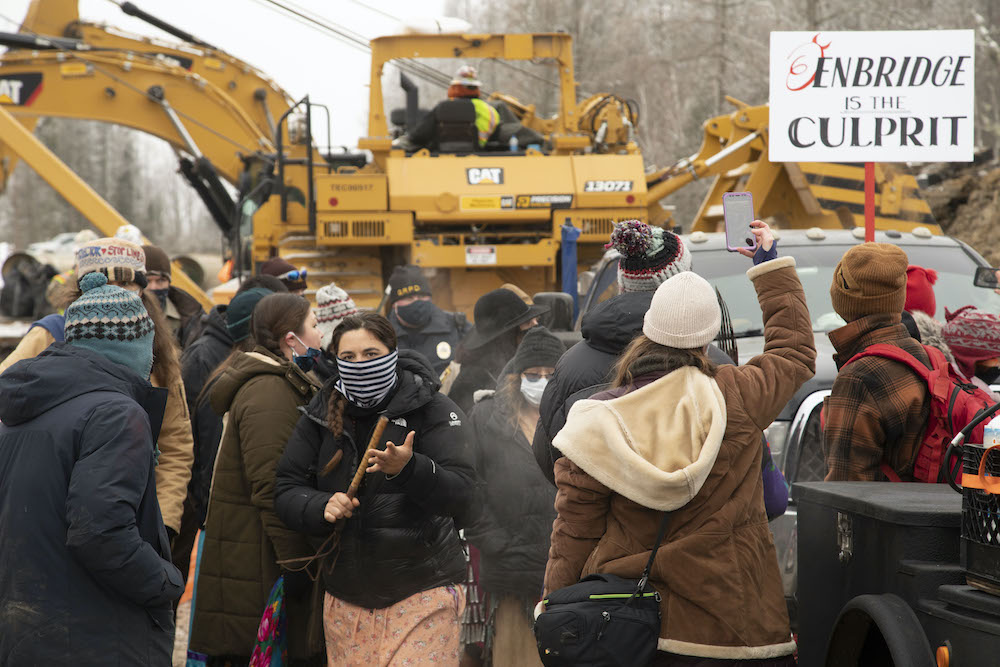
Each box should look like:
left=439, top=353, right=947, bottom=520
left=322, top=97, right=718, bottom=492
left=278, top=269, right=307, bottom=281
left=522, top=372, right=553, bottom=382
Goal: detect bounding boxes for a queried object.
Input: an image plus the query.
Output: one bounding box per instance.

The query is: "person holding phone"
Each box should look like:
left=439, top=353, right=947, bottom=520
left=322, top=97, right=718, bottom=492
left=544, top=221, right=814, bottom=666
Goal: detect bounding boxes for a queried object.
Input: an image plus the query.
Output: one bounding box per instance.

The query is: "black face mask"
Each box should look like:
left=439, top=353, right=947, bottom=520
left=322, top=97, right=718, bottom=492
left=396, top=300, right=435, bottom=328
left=978, top=367, right=1000, bottom=386
left=151, top=287, right=170, bottom=311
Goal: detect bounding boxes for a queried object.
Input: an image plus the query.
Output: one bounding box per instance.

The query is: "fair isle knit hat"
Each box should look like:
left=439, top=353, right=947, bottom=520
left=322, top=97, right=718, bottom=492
left=65, top=272, right=155, bottom=379
left=606, top=220, right=692, bottom=293
left=942, top=306, right=1000, bottom=380
left=75, top=237, right=147, bottom=288
left=316, top=283, right=359, bottom=351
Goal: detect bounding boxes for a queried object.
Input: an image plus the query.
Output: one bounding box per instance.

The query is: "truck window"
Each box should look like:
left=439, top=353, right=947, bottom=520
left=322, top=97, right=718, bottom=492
left=695, top=245, right=1000, bottom=337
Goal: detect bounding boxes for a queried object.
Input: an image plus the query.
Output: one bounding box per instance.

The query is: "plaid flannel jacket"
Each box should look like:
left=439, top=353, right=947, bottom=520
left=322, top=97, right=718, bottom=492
left=823, top=313, right=932, bottom=482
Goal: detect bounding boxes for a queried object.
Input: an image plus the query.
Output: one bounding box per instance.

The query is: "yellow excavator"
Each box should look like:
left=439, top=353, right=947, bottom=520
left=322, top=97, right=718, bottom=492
left=0, top=0, right=939, bottom=314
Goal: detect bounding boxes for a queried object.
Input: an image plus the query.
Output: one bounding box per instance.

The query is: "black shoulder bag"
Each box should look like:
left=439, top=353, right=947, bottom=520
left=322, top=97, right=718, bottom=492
left=533, top=513, right=670, bottom=667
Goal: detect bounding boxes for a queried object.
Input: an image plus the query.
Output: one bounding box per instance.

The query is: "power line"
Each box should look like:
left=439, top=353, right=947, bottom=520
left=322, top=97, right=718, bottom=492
left=0, top=11, right=261, bottom=153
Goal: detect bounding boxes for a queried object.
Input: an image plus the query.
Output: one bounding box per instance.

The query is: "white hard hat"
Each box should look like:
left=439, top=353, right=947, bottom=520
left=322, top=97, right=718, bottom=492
left=451, top=65, right=482, bottom=87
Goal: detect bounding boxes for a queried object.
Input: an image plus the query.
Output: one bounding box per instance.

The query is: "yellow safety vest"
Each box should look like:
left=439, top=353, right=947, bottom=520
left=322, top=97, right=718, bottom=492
left=471, top=98, right=500, bottom=147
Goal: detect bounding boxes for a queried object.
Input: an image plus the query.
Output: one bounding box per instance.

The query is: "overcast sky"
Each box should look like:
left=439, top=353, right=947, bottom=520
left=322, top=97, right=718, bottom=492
left=2, top=0, right=447, bottom=147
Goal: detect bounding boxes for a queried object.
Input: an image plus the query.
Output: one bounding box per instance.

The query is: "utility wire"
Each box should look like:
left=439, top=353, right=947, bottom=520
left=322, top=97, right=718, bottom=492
left=0, top=11, right=260, bottom=153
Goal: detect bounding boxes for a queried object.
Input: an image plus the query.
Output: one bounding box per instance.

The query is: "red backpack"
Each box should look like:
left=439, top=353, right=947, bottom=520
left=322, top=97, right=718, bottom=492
left=845, top=343, right=994, bottom=483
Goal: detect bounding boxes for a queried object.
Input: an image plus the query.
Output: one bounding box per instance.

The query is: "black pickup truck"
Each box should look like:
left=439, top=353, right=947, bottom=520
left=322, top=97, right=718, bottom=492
left=571, top=227, right=1000, bottom=624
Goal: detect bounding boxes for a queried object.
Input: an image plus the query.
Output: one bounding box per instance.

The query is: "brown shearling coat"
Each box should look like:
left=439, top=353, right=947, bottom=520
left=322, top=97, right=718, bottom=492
left=189, top=348, right=322, bottom=660
left=545, top=257, right=815, bottom=661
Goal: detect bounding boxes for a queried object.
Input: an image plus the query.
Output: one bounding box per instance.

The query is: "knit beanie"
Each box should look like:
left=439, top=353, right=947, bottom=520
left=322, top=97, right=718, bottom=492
left=511, top=326, right=564, bottom=374
left=316, top=283, right=359, bottom=351
left=830, top=243, right=908, bottom=323
left=142, top=245, right=172, bottom=280
left=606, top=220, right=692, bottom=293
left=227, top=287, right=273, bottom=342
left=387, top=264, right=432, bottom=306
left=643, top=271, right=721, bottom=349
left=261, top=257, right=307, bottom=292
left=942, top=306, right=1000, bottom=379
left=75, top=237, right=147, bottom=287
left=64, top=272, right=155, bottom=379
left=905, top=265, right=938, bottom=318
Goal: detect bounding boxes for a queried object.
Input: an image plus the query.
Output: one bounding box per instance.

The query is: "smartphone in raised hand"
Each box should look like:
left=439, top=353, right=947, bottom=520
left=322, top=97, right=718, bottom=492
left=723, top=192, right=756, bottom=253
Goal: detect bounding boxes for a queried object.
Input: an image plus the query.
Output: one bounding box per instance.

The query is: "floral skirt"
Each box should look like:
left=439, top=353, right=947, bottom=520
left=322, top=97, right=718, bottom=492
left=323, top=586, right=466, bottom=667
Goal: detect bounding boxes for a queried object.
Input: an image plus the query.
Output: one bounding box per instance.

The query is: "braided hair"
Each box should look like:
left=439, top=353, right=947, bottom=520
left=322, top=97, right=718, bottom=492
left=321, top=312, right=397, bottom=476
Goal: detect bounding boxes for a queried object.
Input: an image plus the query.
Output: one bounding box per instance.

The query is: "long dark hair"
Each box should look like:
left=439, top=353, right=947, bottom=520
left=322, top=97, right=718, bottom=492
left=197, top=293, right=310, bottom=406
left=611, top=335, right=718, bottom=388
left=322, top=312, right=397, bottom=476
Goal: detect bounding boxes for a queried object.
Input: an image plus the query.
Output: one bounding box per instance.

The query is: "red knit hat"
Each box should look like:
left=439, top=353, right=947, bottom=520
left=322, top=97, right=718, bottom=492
left=905, top=265, right=938, bottom=318
left=942, top=306, right=1000, bottom=379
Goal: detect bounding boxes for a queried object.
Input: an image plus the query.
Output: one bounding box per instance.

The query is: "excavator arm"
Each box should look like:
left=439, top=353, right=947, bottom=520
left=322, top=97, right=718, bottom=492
left=645, top=98, right=937, bottom=233
left=0, top=102, right=212, bottom=309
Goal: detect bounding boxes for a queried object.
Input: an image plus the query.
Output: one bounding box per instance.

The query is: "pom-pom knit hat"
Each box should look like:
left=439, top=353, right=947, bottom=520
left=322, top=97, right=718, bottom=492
left=316, top=283, right=359, bottom=351
left=64, top=272, right=155, bottom=379
left=606, top=220, right=692, bottom=293
left=74, top=237, right=147, bottom=288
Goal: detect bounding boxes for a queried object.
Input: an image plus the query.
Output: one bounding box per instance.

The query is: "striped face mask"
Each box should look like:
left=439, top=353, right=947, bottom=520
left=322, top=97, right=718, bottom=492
left=335, top=349, right=399, bottom=408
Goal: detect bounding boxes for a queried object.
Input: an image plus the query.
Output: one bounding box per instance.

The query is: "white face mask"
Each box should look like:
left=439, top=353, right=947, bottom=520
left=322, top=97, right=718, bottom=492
left=520, top=376, right=548, bottom=407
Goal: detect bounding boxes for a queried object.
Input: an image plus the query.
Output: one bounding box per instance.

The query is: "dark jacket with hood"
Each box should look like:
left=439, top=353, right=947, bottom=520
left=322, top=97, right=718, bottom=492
left=0, top=344, right=183, bottom=666
left=189, top=347, right=323, bottom=660
left=389, top=304, right=470, bottom=376
left=533, top=291, right=734, bottom=485
left=275, top=349, right=476, bottom=610
left=179, top=305, right=232, bottom=523
left=532, top=292, right=652, bottom=484
left=466, top=388, right=555, bottom=600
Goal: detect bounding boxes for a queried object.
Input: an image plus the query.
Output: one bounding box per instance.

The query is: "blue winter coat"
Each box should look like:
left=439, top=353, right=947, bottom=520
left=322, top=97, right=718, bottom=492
left=0, top=343, right=184, bottom=666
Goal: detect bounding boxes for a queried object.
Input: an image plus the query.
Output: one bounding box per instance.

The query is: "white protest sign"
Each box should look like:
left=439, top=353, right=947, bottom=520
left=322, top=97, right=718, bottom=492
left=769, top=30, right=974, bottom=162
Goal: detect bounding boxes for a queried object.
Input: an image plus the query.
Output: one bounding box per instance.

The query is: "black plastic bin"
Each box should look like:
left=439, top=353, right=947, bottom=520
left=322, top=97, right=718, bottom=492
left=961, top=443, right=1000, bottom=592
left=794, top=482, right=962, bottom=667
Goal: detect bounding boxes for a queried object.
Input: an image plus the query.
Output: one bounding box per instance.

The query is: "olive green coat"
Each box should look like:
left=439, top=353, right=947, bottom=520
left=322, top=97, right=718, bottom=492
left=190, top=348, right=323, bottom=659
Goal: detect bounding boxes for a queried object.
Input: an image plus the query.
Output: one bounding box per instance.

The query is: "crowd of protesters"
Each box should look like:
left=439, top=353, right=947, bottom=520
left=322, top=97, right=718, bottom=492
left=1, top=214, right=998, bottom=667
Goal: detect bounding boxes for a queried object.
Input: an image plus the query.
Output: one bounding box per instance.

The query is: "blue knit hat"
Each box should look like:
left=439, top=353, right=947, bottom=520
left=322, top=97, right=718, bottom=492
left=64, top=272, right=155, bottom=379
left=226, top=287, right=273, bottom=342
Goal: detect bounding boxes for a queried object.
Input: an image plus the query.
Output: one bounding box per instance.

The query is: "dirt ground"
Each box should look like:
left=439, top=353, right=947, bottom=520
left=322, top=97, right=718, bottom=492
left=919, top=150, right=1000, bottom=265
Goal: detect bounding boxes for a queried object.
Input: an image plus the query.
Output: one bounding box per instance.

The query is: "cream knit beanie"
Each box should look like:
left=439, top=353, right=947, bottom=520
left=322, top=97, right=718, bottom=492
left=642, top=271, right=721, bottom=349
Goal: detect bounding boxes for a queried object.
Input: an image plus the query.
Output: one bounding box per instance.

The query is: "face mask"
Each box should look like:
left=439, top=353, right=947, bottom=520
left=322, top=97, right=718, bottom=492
left=151, top=287, right=170, bottom=311
left=289, top=333, right=323, bottom=373
left=978, top=367, right=1000, bottom=386
left=520, top=375, right=548, bottom=407
left=335, top=349, right=399, bottom=408
left=396, top=300, right=435, bottom=328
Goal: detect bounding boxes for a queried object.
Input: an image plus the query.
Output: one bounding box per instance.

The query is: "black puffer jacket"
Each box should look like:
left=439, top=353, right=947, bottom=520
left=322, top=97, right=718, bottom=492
left=466, top=390, right=555, bottom=600
left=179, top=305, right=232, bottom=524
left=275, top=350, right=476, bottom=609
left=0, top=344, right=182, bottom=665
left=532, top=291, right=652, bottom=484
